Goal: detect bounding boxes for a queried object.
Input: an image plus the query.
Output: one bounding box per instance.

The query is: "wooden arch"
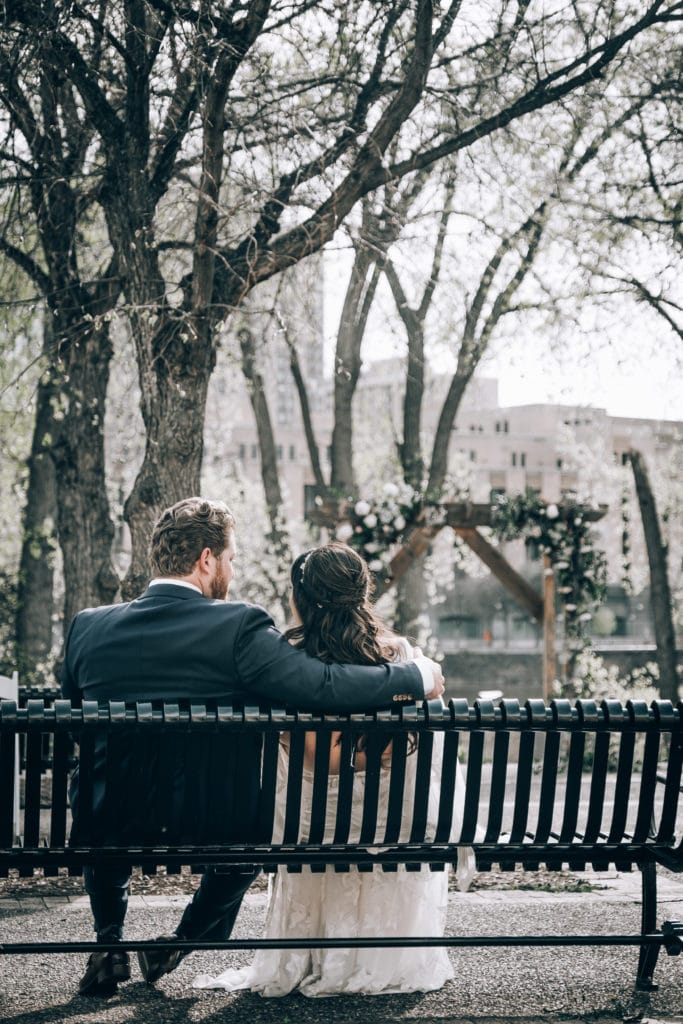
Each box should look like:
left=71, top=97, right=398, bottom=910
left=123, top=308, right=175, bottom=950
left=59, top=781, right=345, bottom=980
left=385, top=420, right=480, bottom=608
left=310, top=500, right=607, bottom=701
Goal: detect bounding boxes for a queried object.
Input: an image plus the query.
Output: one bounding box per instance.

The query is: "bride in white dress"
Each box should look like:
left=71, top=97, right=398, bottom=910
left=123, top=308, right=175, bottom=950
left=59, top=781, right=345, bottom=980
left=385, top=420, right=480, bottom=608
left=194, top=543, right=475, bottom=998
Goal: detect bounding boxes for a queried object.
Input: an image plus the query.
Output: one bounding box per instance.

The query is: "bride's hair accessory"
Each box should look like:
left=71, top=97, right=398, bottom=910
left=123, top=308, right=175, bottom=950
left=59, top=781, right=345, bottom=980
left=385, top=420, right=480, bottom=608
left=298, top=545, right=367, bottom=610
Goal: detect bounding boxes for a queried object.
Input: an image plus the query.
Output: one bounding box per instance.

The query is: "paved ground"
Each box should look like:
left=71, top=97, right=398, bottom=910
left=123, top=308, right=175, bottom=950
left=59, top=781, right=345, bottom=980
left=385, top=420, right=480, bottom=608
left=0, top=870, right=681, bottom=1024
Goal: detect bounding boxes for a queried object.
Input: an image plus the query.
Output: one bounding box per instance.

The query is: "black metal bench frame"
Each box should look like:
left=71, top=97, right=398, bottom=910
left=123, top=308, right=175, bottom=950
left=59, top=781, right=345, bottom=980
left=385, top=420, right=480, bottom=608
left=1, top=697, right=681, bottom=992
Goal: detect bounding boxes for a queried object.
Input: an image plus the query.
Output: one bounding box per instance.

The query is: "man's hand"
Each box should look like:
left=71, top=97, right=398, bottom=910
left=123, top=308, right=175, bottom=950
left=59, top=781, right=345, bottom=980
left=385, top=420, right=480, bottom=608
left=424, top=659, right=445, bottom=700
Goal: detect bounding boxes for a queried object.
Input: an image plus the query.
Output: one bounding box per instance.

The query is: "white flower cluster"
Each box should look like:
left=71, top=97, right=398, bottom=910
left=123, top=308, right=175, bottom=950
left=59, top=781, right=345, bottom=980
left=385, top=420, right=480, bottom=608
left=336, top=481, right=424, bottom=569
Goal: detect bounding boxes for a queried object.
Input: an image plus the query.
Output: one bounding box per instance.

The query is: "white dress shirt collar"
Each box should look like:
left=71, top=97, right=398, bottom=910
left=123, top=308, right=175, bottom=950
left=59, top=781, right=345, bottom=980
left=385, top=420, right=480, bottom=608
left=148, top=578, right=202, bottom=595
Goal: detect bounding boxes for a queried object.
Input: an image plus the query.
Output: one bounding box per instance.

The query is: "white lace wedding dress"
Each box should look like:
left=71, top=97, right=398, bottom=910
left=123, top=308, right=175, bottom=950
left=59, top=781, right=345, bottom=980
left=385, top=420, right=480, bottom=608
left=194, top=674, right=475, bottom=997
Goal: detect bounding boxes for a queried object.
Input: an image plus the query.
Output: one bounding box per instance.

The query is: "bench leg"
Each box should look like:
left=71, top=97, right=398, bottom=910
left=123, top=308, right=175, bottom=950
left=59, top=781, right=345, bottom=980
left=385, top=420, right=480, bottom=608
left=635, top=861, right=660, bottom=992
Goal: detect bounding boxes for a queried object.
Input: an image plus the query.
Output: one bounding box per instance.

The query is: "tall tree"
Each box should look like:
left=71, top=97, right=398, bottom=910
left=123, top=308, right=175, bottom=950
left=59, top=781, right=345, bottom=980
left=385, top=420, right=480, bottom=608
left=0, top=33, right=120, bottom=636
left=14, top=317, right=58, bottom=684
left=2, top=0, right=680, bottom=619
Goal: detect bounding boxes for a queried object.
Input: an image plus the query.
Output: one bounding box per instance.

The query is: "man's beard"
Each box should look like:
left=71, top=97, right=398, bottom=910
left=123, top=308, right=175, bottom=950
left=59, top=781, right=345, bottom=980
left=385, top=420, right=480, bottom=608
left=209, top=564, right=228, bottom=600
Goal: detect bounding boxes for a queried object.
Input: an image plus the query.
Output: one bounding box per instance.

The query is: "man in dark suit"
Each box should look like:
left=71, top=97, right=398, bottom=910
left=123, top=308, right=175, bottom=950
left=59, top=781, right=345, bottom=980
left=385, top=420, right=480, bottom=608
left=63, top=496, right=443, bottom=996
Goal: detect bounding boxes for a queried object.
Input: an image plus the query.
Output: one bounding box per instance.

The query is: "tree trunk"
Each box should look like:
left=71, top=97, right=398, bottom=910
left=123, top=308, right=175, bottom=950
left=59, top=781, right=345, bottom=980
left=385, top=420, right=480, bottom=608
left=428, top=370, right=471, bottom=494
left=394, top=554, right=430, bottom=647
left=628, top=450, right=680, bottom=703
left=238, top=326, right=291, bottom=620
left=51, top=317, right=119, bottom=631
left=121, top=313, right=214, bottom=600
left=15, top=333, right=58, bottom=685
left=330, top=245, right=382, bottom=494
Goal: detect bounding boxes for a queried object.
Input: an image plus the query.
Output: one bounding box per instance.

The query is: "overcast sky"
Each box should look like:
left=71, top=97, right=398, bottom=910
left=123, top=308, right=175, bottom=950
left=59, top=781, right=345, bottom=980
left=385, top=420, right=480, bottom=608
left=323, top=256, right=682, bottom=424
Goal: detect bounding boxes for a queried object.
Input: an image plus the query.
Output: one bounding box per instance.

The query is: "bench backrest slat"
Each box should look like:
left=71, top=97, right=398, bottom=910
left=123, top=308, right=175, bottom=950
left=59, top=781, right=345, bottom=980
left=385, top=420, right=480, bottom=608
left=509, top=730, right=535, bottom=843
left=460, top=731, right=484, bottom=843
left=49, top=730, right=70, bottom=847
left=584, top=731, right=611, bottom=843
left=0, top=727, right=16, bottom=846
left=23, top=729, right=43, bottom=846
left=409, top=730, right=434, bottom=843
left=282, top=730, right=305, bottom=844
left=484, top=731, right=510, bottom=843
left=607, top=731, right=636, bottom=843
left=359, top=732, right=384, bottom=844
left=332, top=731, right=355, bottom=845
left=383, top=731, right=409, bottom=844
left=258, top=732, right=280, bottom=843
left=534, top=731, right=560, bottom=843
left=657, top=735, right=683, bottom=843
left=434, top=730, right=460, bottom=843
left=74, top=728, right=96, bottom=841
left=559, top=732, right=586, bottom=842
left=633, top=731, right=661, bottom=843
left=308, top=731, right=332, bottom=844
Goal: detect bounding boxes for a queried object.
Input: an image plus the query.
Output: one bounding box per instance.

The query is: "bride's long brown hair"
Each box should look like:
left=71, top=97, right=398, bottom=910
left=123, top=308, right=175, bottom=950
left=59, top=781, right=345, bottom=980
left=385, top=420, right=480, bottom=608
left=285, top=543, right=400, bottom=665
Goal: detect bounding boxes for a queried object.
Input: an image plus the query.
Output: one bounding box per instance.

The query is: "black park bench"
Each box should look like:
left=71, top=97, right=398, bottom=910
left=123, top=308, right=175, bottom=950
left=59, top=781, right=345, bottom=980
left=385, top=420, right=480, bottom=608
left=0, top=697, right=681, bottom=992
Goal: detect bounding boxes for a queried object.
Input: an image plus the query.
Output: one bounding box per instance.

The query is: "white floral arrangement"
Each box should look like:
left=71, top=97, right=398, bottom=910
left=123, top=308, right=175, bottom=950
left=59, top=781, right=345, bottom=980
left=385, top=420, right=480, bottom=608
left=490, top=489, right=607, bottom=639
left=335, top=481, right=438, bottom=571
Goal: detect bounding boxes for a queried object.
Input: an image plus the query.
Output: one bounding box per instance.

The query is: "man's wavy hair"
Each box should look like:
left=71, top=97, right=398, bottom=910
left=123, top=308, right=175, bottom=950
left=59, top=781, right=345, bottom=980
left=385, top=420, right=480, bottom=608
left=150, top=498, right=235, bottom=578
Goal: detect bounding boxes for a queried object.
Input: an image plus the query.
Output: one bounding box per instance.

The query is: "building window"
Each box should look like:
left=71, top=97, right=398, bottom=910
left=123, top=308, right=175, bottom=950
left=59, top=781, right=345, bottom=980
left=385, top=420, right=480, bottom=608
left=490, top=487, right=506, bottom=502
left=511, top=452, right=517, bottom=467
left=439, top=614, right=481, bottom=641
left=238, top=444, right=246, bottom=461
left=520, top=452, right=526, bottom=467
left=251, top=444, right=258, bottom=459
left=504, top=420, right=509, bottom=433
left=276, top=445, right=283, bottom=460
left=470, top=450, right=476, bottom=462
left=289, top=444, right=296, bottom=461
left=556, top=458, right=563, bottom=469
left=495, top=421, right=500, bottom=433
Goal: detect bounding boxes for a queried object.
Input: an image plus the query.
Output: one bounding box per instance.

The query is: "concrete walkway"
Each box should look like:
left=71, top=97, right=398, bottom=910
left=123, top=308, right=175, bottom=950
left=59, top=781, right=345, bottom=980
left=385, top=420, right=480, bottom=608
left=1, top=870, right=681, bottom=1024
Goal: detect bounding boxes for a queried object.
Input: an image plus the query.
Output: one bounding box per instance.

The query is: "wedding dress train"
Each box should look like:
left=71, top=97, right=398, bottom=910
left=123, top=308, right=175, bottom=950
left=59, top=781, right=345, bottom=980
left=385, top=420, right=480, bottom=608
left=193, top=725, right=475, bottom=997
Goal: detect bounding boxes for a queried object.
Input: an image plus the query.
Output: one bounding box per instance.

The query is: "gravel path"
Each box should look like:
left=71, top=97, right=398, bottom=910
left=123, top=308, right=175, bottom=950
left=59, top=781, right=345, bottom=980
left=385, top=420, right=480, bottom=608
left=1, top=870, right=681, bottom=1024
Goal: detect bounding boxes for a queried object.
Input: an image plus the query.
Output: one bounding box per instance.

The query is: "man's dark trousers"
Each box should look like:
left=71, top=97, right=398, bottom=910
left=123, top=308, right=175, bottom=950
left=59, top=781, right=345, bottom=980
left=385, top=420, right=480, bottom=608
left=85, top=864, right=260, bottom=944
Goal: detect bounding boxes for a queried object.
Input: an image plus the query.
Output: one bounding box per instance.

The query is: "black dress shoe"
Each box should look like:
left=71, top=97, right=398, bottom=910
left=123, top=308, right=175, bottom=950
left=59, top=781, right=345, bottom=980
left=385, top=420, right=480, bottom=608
left=137, top=935, right=186, bottom=985
left=78, top=950, right=131, bottom=996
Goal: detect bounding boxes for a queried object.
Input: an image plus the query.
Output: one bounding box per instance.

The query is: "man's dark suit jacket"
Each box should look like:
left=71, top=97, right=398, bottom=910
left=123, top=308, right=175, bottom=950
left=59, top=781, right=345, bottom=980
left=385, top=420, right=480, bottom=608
left=61, top=582, right=425, bottom=844
left=61, top=582, right=423, bottom=707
